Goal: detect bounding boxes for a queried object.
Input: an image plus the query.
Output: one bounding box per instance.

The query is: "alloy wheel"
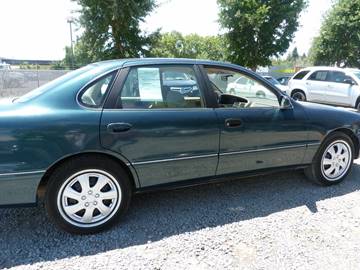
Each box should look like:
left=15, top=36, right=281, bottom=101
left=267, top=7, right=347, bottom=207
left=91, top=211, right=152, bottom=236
left=57, top=169, right=122, bottom=228
left=321, top=140, right=352, bottom=181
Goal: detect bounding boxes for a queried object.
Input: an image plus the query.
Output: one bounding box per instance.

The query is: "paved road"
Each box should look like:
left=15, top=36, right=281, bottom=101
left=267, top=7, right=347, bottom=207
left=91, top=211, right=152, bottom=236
left=1, top=159, right=360, bottom=270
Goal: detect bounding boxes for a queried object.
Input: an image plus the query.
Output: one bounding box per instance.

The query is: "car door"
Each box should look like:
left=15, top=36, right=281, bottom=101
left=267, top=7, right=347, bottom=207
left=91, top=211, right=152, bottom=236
left=100, top=64, right=219, bottom=187
left=201, top=65, right=309, bottom=175
left=306, top=70, right=330, bottom=102
left=325, top=71, right=356, bottom=106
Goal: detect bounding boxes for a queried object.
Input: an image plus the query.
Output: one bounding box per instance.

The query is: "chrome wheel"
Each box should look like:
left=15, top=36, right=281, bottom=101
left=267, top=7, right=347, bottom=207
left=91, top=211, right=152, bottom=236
left=57, top=169, right=122, bottom=228
left=292, top=91, right=306, bottom=101
left=321, top=140, right=352, bottom=181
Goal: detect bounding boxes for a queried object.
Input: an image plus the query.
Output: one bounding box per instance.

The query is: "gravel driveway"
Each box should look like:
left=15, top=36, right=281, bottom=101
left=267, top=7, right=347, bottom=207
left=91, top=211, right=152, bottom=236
left=1, top=160, right=360, bottom=269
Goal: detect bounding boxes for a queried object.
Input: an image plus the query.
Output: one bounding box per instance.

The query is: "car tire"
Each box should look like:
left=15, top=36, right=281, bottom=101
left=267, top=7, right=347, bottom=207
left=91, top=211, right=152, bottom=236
left=355, top=97, right=360, bottom=111
left=256, top=90, right=265, bottom=98
left=291, top=90, right=307, bottom=101
left=304, top=132, right=354, bottom=186
left=45, top=155, right=132, bottom=234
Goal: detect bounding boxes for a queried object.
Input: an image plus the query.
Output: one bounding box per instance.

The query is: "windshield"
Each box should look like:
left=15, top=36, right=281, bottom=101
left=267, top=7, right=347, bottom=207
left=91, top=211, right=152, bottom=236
left=15, top=65, right=93, bottom=103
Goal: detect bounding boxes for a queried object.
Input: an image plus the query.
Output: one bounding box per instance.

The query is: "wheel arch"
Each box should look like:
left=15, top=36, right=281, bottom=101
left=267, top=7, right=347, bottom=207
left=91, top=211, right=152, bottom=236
left=37, top=151, right=139, bottom=199
left=354, top=96, right=360, bottom=108
left=290, top=88, right=307, bottom=97
left=324, top=128, right=359, bottom=159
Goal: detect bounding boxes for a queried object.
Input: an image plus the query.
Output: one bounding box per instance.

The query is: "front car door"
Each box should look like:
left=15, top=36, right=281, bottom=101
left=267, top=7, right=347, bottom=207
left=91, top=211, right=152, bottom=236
left=306, top=70, right=330, bottom=102
left=201, top=65, right=309, bottom=176
left=100, top=63, right=219, bottom=187
left=325, top=71, right=358, bottom=106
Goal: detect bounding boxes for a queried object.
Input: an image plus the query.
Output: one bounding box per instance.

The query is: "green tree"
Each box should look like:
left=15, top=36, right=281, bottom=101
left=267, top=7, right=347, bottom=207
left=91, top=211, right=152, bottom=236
left=63, top=46, right=75, bottom=68
left=291, top=47, right=299, bottom=60
left=149, top=31, right=227, bottom=61
left=310, top=0, right=360, bottom=67
left=217, top=0, right=307, bottom=70
left=72, top=0, right=158, bottom=62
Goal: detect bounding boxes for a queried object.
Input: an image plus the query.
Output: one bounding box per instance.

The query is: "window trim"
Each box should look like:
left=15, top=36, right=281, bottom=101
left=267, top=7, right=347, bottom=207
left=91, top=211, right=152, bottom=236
left=199, top=64, right=283, bottom=109
left=77, top=69, right=118, bottom=109
left=105, top=64, right=209, bottom=110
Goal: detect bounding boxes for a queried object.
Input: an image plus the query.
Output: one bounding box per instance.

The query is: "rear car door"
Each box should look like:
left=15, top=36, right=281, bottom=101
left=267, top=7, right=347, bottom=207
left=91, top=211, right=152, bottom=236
left=100, top=64, right=219, bottom=187
left=306, top=70, right=329, bottom=102
left=202, top=65, right=309, bottom=175
left=326, top=71, right=356, bottom=106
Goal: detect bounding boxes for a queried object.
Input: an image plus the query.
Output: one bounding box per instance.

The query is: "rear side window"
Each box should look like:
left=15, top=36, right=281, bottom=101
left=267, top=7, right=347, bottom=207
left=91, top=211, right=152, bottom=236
left=308, top=71, right=329, bottom=81
left=119, top=66, right=204, bottom=109
left=293, top=70, right=310, bottom=80
left=80, top=71, right=116, bottom=107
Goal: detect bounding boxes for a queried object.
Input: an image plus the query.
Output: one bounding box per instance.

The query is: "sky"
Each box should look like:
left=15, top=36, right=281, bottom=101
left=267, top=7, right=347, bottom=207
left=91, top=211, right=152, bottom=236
left=0, top=0, right=333, bottom=61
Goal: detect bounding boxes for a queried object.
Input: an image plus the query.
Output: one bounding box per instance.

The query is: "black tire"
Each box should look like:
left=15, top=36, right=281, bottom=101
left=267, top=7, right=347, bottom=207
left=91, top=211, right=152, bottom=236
left=45, top=155, right=132, bottom=234
left=291, top=90, right=307, bottom=101
left=256, top=90, right=265, bottom=98
left=355, top=97, right=360, bottom=111
left=304, top=132, right=354, bottom=186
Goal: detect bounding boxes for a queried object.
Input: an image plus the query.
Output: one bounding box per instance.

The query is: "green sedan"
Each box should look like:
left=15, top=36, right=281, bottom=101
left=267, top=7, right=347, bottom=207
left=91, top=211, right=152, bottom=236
left=1, top=58, right=359, bottom=234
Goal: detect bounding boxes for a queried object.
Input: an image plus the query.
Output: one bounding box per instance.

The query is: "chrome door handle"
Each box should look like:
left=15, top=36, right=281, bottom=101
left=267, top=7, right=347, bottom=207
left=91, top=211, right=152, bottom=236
left=107, top=123, right=132, bottom=133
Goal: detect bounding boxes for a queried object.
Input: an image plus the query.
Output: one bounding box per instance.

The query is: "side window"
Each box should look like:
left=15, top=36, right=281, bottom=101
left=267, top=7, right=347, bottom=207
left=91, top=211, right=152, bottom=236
left=205, top=67, right=279, bottom=108
left=330, top=71, right=350, bottom=83
left=120, top=66, right=204, bottom=109
left=293, top=70, right=310, bottom=80
left=308, top=71, right=328, bottom=81
left=80, top=71, right=116, bottom=107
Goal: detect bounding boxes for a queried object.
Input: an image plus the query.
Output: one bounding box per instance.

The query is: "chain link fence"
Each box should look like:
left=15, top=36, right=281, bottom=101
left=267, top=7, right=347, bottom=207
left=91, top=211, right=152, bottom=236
left=0, top=69, right=69, bottom=99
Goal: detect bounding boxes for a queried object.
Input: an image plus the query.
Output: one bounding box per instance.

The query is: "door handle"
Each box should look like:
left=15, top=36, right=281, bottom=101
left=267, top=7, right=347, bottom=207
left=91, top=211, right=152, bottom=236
left=107, top=123, right=132, bottom=133
left=225, top=118, right=242, bottom=128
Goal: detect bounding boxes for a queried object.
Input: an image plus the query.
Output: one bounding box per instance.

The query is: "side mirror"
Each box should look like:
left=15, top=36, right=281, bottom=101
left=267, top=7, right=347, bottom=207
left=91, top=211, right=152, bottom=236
left=280, top=95, right=293, bottom=110
left=344, top=78, right=355, bottom=85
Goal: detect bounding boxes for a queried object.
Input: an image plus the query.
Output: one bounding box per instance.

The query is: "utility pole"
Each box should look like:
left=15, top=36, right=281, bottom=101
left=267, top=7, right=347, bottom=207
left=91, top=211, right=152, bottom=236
left=67, top=17, right=75, bottom=69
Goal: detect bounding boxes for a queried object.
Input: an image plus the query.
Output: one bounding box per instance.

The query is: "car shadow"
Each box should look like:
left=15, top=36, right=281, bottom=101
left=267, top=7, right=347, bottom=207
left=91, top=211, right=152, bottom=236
left=1, top=164, right=360, bottom=268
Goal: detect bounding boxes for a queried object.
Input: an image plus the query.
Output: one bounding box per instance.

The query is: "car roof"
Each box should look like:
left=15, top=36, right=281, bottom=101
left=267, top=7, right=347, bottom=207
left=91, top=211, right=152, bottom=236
left=344, top=68, right=360, bottom=73
left=90, top=58, right=245, bottom=70
left=298, top=66, right=360, bottom=73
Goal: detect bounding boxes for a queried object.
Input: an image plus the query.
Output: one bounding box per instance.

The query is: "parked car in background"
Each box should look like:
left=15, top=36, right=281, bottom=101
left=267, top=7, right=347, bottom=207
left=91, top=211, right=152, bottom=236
left=225, top=74, right=287, bottom=97
left=1, top=59, right=360, bottom=234
left=263, top=75, right=288, bottom=93
left=288, top=67, right=360, bottom=109
left=226, top=74, right=261, bottom=96
left=162, top=69, right=199, bottom=97
left=277, top=76, right=291, bottom=86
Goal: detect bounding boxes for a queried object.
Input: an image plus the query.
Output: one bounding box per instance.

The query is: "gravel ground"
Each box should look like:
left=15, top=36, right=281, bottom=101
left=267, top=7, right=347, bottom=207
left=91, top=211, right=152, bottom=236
left=1, top=159, right=360, bottom=270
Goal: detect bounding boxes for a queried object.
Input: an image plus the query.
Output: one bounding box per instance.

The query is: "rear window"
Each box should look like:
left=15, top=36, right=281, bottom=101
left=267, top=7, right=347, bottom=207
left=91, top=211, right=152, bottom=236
left=293, top=70, right=310, bottom=80
left=79, top=71, right=116, bottom=107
